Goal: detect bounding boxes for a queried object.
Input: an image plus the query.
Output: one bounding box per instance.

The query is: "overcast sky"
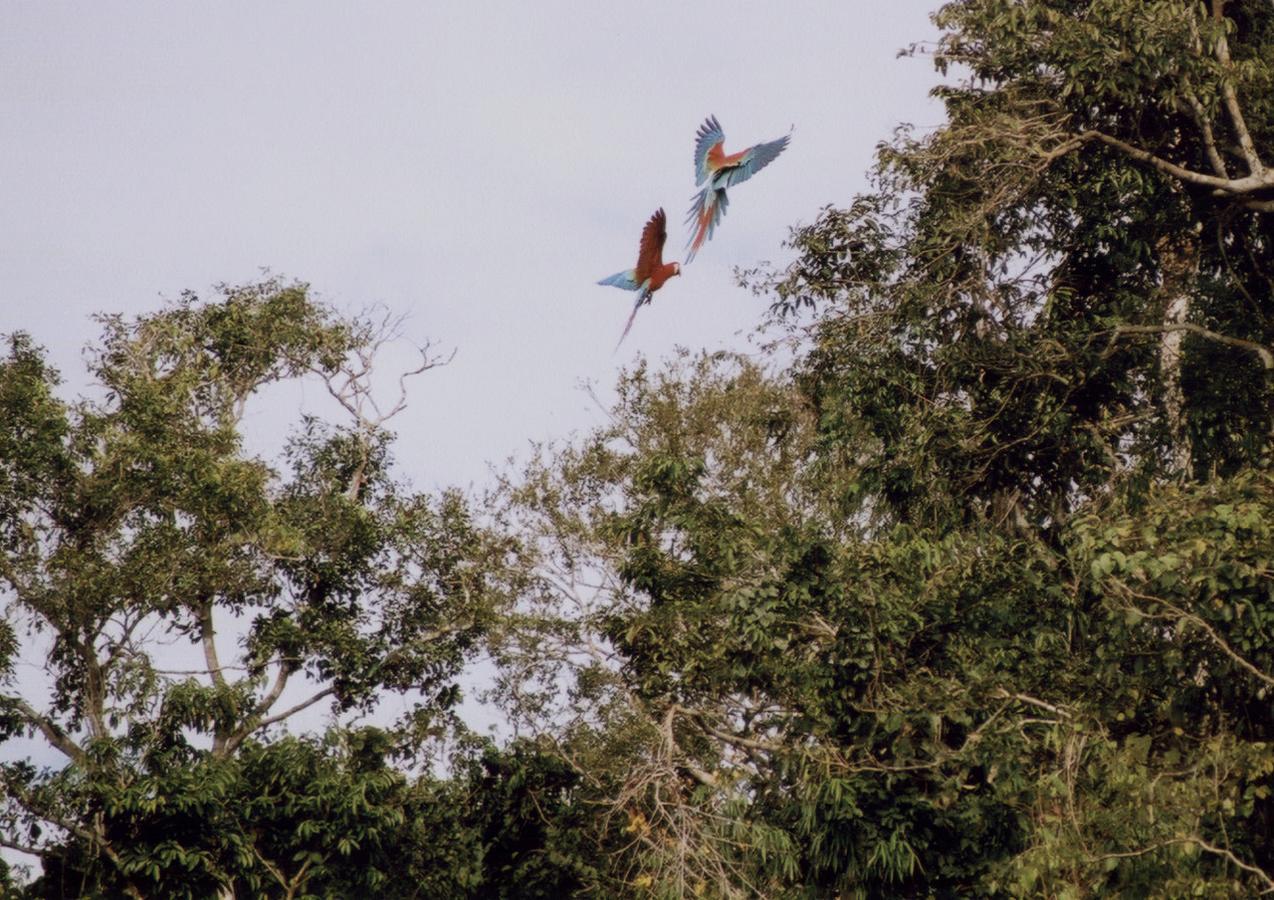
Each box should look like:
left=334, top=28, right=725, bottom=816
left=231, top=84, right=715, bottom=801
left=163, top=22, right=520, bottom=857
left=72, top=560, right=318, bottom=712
left=2, top=0, right=943, bottom=491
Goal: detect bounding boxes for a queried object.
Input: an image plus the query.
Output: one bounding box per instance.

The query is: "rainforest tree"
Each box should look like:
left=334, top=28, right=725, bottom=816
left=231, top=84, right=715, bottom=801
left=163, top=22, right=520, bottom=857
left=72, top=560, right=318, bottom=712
left=495, top=1, right=1274, bottom=896
left=0, top=280, right=508, bottom=897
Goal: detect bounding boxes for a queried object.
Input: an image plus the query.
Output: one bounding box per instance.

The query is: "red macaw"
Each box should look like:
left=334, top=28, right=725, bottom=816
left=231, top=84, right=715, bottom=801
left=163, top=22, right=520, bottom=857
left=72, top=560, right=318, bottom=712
left=597, top=208, right=681, bottom=348
left=685, top=115, right=791, bottom=262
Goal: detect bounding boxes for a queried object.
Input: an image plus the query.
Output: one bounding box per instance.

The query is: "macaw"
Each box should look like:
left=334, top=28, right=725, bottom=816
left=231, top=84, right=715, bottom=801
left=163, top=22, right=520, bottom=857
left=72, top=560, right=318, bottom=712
left=685, top=115, right=790, bottom=262
left=597, top=208, right=681, bottom=348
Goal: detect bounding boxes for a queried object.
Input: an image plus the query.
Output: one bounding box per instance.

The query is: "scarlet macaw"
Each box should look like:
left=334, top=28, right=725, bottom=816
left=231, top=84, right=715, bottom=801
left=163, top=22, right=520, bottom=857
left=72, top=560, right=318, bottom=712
left=685, top=115, right=790, bottom=262
left=597, top=208, right=681, bottom=348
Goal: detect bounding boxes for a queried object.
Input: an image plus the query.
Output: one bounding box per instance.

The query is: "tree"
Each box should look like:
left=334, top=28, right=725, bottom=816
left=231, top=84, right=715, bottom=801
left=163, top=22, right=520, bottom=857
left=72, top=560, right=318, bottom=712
left=0, top=279, right=506, bottom=896
left=494, top=1, right=1274, bottom=896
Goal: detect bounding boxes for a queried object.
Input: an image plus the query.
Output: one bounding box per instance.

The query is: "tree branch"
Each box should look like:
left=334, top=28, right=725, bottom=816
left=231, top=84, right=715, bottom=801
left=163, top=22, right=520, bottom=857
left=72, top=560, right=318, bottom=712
left=1118, top=582, right=1274, bottom=690
left=1111, top=323, right=1274, bottom=371
left=1078, top=130, right=1274, bottom=195
left=6, top=698, right=85, bottom=762
left=1176, top=91, right=1230, bottom=179
left=198, top=598, right=227, bottom=690
left=223, top=684, right=336, bottom=756
left=1211, top=0, right=1264, bottom=176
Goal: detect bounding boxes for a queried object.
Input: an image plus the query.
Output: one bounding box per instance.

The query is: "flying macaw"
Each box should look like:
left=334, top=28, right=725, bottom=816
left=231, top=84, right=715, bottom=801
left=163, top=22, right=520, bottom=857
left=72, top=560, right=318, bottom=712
left=597, top=208, right=681, bottom=348
left=685, top=115, right=791, bottom=262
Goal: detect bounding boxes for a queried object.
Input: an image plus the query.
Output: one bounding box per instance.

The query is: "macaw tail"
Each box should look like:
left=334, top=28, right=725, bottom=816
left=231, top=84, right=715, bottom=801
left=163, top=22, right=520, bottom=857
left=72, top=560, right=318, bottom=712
left=684, top=186, right=728, bottom=263
left=598, top=269, right=640, bottom=291
left=614, top=288, right=648, bottom=351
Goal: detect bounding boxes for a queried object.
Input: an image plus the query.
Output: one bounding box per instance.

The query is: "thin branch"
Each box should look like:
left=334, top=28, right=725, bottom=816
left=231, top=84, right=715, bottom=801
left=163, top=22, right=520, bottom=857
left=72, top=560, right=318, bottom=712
left=217, top=662, right=293, bottom=757
left=1176, top=91, right=1230, bottom=179
left=227, top=684, right=336, bottom=753
left=1079, top=130, right=1274, bottom=195
left=1211, top=0, right=1264, bottom=175
left=1118, top=582, right=1274, bottom=690
left=6, top=698, right=85, bottom=762
left=1111, top=323, right=1274, bottom=371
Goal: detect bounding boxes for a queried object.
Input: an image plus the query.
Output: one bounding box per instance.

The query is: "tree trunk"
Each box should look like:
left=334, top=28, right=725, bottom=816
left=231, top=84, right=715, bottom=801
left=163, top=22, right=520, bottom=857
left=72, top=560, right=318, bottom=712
left=1156, top=229, right=1200, bottom=477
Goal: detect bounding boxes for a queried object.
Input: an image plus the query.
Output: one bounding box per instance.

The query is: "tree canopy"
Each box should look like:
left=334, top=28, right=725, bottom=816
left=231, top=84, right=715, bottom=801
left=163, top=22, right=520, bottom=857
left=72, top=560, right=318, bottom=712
left=3, top=1, right=1273, bottom=897
left=0, top=281, right=510, bottom=897
left=489, top=0, right=1274, bottom=895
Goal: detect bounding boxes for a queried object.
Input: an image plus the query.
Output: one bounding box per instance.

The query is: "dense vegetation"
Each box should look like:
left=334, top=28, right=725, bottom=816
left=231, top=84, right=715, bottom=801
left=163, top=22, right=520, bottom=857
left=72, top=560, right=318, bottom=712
left=3, top=0, right=1272, bottom=896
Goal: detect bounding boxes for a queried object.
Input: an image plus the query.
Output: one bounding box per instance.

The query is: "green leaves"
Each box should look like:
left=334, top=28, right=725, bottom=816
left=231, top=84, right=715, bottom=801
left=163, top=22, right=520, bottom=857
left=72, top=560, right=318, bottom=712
left=486, top=4, right=1274, bottom=895
left=0, top=280, right=506, bottom=895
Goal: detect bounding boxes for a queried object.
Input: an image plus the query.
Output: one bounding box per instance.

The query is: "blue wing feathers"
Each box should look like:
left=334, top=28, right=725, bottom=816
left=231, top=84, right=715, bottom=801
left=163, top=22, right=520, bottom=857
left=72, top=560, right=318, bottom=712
left=693, top=114, right=725, bottom=186
left=723, top=134, right=790, bottom=189
left=598, top=269, right=640, bottom=291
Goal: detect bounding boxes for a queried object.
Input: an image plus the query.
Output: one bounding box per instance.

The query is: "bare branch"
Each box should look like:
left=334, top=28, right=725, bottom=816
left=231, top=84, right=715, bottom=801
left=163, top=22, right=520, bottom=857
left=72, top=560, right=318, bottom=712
left=1078, top=130, right=1274, bottom=195
left=1117, top=582, right=1274, bottom=690
left=198, top=599, right=227, bottom=690
left=1111, top=323, right=1274, bottom=371
left=1211, top=0, right=1265, bottom=176
left=6, top=698, right=85, bottom=762
left=1176, top=91, right=1230, bottom=179
left=225, top=685, right=337, bottom=755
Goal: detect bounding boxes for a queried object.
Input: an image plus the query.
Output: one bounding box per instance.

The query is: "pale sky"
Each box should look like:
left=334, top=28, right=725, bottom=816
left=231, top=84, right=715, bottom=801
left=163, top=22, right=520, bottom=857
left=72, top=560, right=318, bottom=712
left=2, top=0, right=943, bottom=490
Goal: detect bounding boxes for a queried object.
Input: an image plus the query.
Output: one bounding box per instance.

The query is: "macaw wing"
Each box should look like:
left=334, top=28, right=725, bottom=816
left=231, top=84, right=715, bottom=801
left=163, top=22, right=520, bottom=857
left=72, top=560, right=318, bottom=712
left=597, top=269, right=640, bottom=291
left=720, top=133, right=790, bottom=189
left=693, top=115, right=725, bottom=187
left=634, top=208, right=667, bottom=282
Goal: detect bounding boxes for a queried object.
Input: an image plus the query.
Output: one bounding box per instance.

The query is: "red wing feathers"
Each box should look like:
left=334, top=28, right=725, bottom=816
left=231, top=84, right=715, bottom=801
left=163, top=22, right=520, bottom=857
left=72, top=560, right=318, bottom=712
left=708, top=143, right=749, bottom=170
left=634, top=208, right=667, bottom=282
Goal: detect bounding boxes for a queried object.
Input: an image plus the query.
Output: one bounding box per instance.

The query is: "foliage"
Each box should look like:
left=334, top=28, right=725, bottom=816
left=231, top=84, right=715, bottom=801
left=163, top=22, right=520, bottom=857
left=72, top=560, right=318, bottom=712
left=491, top=1, right=1274, bottom=896
left=0, top=280, right=507, bottom=896
left=6, top=2, right=1274, bottom=897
